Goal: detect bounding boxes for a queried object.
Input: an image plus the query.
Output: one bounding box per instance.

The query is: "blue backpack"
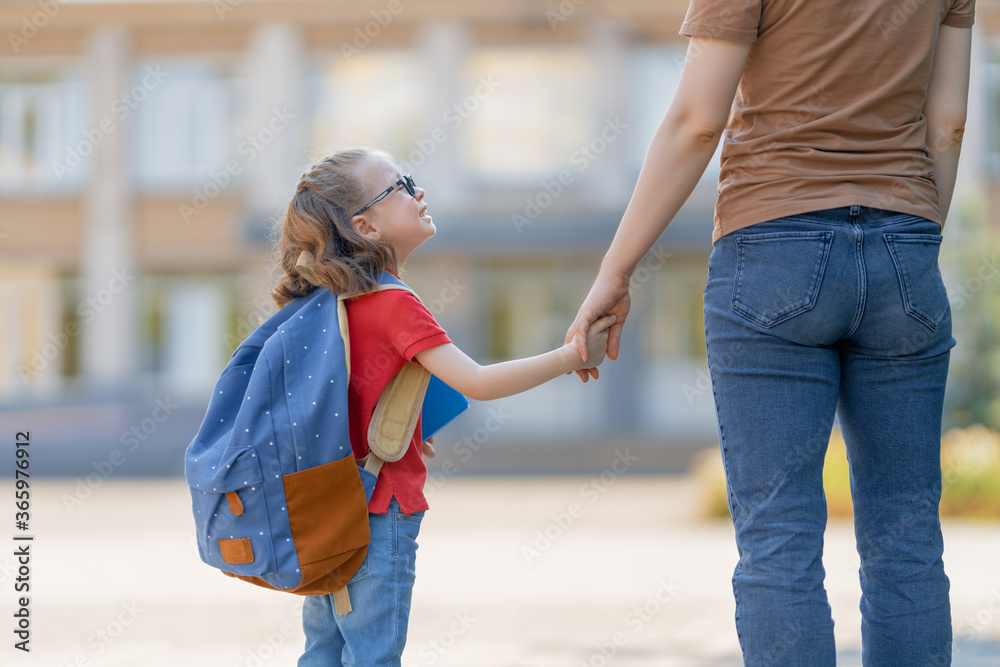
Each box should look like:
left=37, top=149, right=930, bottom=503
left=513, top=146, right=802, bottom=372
left=184, top=272, right=432, bottom=614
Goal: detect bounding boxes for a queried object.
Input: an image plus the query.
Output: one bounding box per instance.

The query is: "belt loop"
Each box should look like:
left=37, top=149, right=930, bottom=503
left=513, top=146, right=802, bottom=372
left=849, top=204, right=861, bottom=218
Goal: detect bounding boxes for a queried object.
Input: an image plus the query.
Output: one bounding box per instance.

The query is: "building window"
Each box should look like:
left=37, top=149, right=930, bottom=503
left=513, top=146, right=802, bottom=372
left=639, top=261, right=708, bottom=361
left=988, top=59, right=1000, bottom=174
left=131, top=62, right=234, bottom=191
left=155, top=276, right=231, bottom=394
left=626, top=44, right=721, bottom=182
left=0, top=73, right=86, bottom=192
left=311, top=51, right=426, bottom=157
left=482, top=261, right=587, bottom=362
left=459, top=46, right=591, bottom=185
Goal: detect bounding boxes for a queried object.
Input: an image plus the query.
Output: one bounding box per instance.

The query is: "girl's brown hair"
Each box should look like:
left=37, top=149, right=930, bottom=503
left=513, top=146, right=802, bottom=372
left=269, top=148, right=398, bottom=308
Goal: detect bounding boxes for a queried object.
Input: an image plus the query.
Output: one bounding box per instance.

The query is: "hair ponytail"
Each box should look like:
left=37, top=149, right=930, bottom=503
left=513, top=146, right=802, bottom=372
left=269, top=148, right=398, bottom=308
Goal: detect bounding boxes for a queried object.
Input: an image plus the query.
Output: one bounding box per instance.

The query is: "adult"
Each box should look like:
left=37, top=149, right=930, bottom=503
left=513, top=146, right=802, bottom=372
left=566, top=1, right=974, bottom=664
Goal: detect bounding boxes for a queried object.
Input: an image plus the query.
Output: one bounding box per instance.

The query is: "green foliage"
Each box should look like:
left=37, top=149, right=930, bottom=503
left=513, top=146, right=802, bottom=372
left=694, top=425, right=1000, bottom=520
left=939, top=425, right=1000, bottom=519
left=940, top=194, right=1000, bottom=431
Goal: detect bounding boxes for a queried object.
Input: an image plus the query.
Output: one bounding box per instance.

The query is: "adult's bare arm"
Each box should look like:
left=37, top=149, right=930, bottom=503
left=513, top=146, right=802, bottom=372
left=566, top=36, right=751, bottom=380
left=923, top=24, right=973, bottom=221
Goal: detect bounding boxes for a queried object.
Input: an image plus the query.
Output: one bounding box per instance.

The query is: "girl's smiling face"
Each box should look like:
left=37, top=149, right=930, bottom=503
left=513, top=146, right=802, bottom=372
left=351, top=153, right=435, bottom=270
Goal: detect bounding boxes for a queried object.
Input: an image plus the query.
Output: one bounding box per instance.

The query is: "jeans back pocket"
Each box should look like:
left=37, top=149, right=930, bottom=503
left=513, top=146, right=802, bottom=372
left=883, top=233, right=950, bottom=331
left=732, top=231, right=834, bottom=328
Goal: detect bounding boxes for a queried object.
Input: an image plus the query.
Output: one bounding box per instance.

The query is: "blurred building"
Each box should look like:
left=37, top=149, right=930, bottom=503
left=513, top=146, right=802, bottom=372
left=0, top=0, right=995, bottom=475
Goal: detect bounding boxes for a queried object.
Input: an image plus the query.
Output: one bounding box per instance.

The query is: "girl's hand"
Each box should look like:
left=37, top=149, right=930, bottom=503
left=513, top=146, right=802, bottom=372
left=566, top=315, right=615, bottom=375
left=565, top=271, right=631, bottom=382
left=421, top=437, right=435, bottom=458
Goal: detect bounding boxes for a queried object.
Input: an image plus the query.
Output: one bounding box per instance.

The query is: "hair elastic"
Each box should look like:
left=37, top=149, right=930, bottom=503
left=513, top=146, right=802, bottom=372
left=295, top=250, right=321, bottom=285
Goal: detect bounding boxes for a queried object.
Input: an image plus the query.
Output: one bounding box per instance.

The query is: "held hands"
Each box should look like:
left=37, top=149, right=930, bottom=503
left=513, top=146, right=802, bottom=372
left=565, top=270, right=631, bottom=383
left=565, top=314, right=616, bottom=376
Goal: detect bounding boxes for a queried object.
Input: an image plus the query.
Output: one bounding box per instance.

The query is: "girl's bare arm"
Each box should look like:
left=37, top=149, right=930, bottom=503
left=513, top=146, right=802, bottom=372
left=414, top=316, right=614, bottom=401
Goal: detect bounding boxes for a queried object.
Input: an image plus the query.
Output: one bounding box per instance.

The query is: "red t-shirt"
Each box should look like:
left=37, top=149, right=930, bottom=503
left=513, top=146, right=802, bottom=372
left=345, top=283, right=451, bottom=515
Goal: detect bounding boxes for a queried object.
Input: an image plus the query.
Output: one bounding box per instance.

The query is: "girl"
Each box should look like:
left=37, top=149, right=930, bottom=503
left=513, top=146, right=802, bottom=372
left=269, top=147, right=614, bottom=667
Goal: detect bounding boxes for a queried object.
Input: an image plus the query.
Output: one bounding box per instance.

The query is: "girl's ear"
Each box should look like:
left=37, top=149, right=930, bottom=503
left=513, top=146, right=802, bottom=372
left=350, top=214, right=381, bottom=240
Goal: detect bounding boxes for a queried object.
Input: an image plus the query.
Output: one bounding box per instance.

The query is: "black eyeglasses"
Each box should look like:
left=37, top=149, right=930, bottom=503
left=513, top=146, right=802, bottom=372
left=353, top=174, right=417, bottom=217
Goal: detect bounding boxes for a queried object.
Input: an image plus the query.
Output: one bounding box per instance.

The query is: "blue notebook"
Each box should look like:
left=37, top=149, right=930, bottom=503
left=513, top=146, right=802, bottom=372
left=421, top=374, right=470, bottom=440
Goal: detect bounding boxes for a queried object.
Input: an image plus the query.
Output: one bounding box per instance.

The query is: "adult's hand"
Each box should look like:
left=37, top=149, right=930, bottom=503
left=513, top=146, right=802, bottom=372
left=560, top=38, right=749, bottom=382
left=565, top=270, right=631, bottom=382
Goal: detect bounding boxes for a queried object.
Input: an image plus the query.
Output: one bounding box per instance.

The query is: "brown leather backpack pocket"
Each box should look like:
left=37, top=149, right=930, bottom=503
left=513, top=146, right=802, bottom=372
left=281, top=456, right=371, bottom=594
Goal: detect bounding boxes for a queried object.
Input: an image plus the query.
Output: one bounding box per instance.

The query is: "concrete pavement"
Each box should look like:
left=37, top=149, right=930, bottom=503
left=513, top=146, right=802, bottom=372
left=2, top=476, right=999, bottom=666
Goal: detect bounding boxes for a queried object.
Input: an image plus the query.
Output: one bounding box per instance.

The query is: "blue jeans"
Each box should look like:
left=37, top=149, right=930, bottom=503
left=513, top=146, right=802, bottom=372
left=704, top=206, right=955, bottom=666
left=299, top=498, right=424, bottom=667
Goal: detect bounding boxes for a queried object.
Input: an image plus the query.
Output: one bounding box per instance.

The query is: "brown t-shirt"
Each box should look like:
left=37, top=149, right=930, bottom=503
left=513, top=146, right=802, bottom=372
left=679, top=0, right=976, bottom=242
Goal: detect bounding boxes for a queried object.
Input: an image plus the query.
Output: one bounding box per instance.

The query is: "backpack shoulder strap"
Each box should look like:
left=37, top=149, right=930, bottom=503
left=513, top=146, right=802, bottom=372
left=364, top=361, right=431, bottom=475
left=357, top=274, right=432, bottom=476
left=376, top=283, right=421, bottom=302
left=336, top=294, right=352, bottom=380
left=375, top=273, right=425, bottom=305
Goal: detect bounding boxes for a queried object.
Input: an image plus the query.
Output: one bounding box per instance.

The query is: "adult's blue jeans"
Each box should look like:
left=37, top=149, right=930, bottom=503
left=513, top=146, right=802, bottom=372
left=704, top=206, right=955, bottom=666
left=299, top=498, right=424, bottom=667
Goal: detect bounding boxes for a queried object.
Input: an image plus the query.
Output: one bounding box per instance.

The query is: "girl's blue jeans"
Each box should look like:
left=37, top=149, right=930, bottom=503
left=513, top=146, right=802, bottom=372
left=704, top=206, right=955, bottom=666
left=298, top=498, right=424, bottom=667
